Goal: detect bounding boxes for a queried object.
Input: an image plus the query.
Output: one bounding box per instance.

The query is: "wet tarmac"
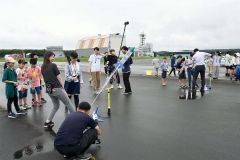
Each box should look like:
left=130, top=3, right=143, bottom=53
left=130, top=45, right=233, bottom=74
left=0, top=72, right=240, bottom=160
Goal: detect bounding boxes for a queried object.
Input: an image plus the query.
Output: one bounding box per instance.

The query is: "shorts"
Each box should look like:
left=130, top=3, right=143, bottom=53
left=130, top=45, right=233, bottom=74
left=179, top=70, right=186, bottom=79
left=230, top=65, right=235, bottom=70
left=30, top=86, right=42, bottom=94
left=19, top=90, right=28, bottom=99
left=225, top=66, right=230, bottom=69
left=162, top=71, right=167, bottom=78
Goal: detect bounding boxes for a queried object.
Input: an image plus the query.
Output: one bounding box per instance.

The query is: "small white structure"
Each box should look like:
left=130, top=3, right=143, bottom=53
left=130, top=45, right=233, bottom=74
left=76, top=34, right=126, bottom=56
left=46, top=46, right=64, bottom=57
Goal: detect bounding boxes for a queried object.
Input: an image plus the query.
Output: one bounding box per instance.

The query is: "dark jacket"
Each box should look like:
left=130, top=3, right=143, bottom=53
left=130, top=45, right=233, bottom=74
left=122, top=57, right=133, bottom=73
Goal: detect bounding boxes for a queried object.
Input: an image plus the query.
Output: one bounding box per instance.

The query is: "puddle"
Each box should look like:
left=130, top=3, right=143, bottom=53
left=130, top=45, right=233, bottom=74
left=13, top=130, right=56, bottom=159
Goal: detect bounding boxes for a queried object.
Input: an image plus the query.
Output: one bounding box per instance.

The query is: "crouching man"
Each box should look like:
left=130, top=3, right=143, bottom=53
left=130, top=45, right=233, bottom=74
left=54, top=101, right=101, bottom=159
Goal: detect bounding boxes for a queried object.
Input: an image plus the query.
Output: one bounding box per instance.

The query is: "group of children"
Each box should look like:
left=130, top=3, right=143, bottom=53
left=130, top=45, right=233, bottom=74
left=2, top=56, right=47, bottom=119
left=152, top=55, right=194, bottom=88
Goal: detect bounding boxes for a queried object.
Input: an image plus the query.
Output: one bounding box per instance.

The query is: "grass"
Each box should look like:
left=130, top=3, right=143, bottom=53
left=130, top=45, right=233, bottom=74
left=0, top=107, right=5, bottom=112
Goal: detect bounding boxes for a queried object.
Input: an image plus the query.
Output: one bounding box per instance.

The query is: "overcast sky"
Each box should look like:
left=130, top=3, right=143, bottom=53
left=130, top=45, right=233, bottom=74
left=0, top=0, right=239, bottom=51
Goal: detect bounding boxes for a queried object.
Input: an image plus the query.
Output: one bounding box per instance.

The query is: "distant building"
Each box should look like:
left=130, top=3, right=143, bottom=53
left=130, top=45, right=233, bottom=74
left=76, top=34, right=126, bottom=57
left=46, top=46, right=64, bottom=57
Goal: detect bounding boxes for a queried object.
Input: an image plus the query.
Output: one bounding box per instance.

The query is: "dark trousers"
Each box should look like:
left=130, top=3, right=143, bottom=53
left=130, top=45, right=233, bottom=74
left=7, top=94, right=20, bottom=113
left=169, top=67, right=176, bottom=76
left=123, top=72, right=132, bottom=93
left=187, top=67, right=193, bottom=87
left=192, top=65, right=205, bottom=93
left=55, top=129, right=97, bottom=157
left=109, top=69, right=120, bottom=84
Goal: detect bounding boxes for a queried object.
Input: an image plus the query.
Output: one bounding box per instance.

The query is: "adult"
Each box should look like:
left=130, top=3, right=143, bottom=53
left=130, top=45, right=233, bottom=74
left=103, top=52, right=108, bottom=75
left=229, top=54, right=236, bottom=80
left=235, top=53, right=240, bottom=65
left=41, top=52, right=75, bottom=128
left=152, top=57, right=160, bottom=77
left=121, top=46, right=133, bottom=95
left=54, top=101, right=101, bottom=159
left=88, top=47, right=103, bottom=94
left=224, top=53, right=231, bottom=77
left=169, top=53, right=176, bottom=77
left=192, top=48, right=211, bottom=99
left=64, top=52, right=83, bottom=111
left=212, top=51, right=222, bottom=79
left=106, top=49, right=123, bottom=89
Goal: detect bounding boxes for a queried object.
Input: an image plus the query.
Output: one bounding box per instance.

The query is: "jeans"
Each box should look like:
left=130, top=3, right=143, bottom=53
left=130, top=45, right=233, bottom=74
left=55, top=129, right=97, bottom=157
left=123, top=72, right=132, bottom=93
left=48, top=88, right=75, bottom=121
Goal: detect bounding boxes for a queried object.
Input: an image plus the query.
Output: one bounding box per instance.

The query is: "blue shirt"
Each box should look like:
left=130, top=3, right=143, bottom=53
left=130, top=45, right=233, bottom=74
left=54, top=112, right=97, bottom=146
left=160, top=62, right=169, bottom=71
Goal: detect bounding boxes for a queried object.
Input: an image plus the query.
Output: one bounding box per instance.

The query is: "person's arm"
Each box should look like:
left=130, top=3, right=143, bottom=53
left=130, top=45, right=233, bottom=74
left=53, top=63, right=64, bottom=88
left=95, top=125, right=102, bottom=135
left=65, top=64, right=73, bottom=81
left=78, top=63, right=84, bottom=84
left=2, top=70, right=17, bottom=85
left=57, top=74, right=64, bottom=88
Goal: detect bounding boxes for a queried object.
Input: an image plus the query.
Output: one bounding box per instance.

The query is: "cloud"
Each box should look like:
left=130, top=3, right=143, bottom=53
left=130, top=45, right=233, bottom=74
left=0, top=0, right=239, bottom=50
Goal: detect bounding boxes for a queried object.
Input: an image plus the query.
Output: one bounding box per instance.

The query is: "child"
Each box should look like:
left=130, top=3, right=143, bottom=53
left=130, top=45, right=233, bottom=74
left=176, top=56, right=187, bottom=88
left=2, top=57, right=26, bottom=118
left=152, top=57, right=160, bottom=77
left=160, top=57, right=168, bottom=86
left=16, top=59, right=31, bottom=110
left=27, top=58, right=42, bottom=107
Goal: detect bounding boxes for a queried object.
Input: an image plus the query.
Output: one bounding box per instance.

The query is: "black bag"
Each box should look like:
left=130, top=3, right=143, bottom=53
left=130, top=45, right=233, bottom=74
left=46, top=83, right=54, bottom=94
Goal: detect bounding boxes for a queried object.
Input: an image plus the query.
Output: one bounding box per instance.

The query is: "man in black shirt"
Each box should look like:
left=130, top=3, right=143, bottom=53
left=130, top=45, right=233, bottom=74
left=54, top=101, right=101, bottom=159
left=106, top=49, right=123, bottom=89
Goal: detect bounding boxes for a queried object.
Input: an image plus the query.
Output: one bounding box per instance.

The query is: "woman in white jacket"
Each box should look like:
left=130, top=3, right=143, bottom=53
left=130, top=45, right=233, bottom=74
left=64, top=52, right=83, bottom=111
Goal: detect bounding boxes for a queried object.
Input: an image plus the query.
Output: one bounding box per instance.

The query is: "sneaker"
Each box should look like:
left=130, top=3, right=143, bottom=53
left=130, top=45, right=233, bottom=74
left=122, top=91, right=132, bottom=95
left=23, top=104, right=32, bottom=109
left=38, top=102, right=42, bottom=107
left=117, top=84, right=123, bottom=89
left=8, top=113, right=17, bottom=119
left=16, top=110, right=27, bottom=115
left=77, top=153, right=92, bottom=160
left=41, top=98, right=47, bottom=103
left=44, top=121, right=54, bottom=128
left=110, top=85, right=114, bottom=89
left=32, top=101, right=38, bottom=107
left=19, top=105, right=27, bottom=110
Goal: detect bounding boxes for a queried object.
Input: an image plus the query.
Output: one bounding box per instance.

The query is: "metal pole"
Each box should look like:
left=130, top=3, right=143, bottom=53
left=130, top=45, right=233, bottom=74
left=107, top=88, right=111, bottom=116
left=118, top=21, right=129, bottom=58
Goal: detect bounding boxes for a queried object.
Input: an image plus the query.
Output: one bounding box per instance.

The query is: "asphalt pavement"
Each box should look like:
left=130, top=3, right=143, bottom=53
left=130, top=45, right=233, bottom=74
left=0, top=72, right=240, bottom=160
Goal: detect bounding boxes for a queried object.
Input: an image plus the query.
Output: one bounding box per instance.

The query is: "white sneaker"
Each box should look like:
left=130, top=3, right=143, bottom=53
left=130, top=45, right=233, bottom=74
left=117, top=84, right=123, bottom=89
left=110, top=85, right=114, bottom=89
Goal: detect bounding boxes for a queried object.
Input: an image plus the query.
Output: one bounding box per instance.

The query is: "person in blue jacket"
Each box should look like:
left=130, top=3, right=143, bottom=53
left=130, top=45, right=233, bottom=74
left=121, top=46, right=133, bottom=95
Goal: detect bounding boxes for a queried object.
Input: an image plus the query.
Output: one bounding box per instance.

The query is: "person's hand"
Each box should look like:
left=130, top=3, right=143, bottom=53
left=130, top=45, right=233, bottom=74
left=13, top=82, right=18, bottom=86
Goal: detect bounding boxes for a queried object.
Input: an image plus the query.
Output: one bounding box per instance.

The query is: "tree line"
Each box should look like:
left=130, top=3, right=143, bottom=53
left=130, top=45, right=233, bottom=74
left=0, top=49, right=75, bottom=58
